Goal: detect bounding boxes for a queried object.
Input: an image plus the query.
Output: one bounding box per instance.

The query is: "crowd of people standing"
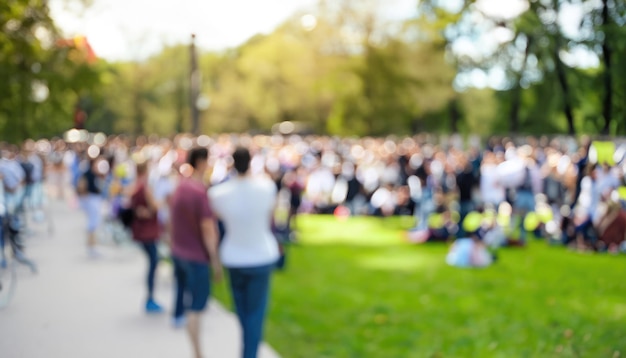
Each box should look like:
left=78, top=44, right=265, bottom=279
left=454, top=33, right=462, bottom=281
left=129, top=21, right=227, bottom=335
left=6, top=132, right=626, bottom=257
left=2, top=131, right=626, bottom=355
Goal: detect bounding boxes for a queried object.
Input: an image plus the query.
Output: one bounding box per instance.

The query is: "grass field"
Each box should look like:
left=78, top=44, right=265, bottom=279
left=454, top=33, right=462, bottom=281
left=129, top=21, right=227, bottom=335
left=214, top=215, right=626, bottom=358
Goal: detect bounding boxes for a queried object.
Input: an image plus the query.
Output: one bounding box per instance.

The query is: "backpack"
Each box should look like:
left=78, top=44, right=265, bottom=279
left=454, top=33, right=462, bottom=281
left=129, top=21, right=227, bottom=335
left=118, top=206, right=134, bottom=228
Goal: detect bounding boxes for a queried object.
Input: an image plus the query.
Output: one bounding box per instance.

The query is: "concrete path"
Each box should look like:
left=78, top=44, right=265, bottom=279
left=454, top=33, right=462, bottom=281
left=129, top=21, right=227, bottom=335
left=0, top=196, right=280, bottom=358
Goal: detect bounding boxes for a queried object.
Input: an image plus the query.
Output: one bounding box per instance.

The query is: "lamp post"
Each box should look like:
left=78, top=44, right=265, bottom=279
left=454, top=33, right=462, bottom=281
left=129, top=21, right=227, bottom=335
left=190, top=34, right=200, bottom=135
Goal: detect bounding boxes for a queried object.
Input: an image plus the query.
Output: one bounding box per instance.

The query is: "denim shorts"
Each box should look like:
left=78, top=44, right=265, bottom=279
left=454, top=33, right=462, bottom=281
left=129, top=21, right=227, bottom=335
left=80, top=194, right=102, bottom=233
left=172, top=256, right=210, bottom=313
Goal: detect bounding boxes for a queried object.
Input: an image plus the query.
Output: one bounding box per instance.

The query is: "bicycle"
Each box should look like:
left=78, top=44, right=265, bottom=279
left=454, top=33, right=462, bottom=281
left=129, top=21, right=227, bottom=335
left=0, top=214, right=37, bottom=309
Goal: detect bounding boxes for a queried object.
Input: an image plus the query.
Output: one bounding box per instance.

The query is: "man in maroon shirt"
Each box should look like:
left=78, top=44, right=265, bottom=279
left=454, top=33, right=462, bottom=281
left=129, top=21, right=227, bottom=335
left=170, top=147, right=221, bottom=358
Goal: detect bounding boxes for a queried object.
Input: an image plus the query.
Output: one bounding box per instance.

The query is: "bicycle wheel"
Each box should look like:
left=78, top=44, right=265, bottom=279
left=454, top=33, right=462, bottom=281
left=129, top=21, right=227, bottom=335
left=0, top=263, right=17, bottom=309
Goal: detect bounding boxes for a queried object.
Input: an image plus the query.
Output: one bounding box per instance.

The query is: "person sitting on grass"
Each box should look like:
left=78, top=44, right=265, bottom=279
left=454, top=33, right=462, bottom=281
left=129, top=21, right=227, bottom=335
left=594, top=194, right=626, bottom=253
left=446, top=212, right=494, bottom=268
left=571, top=163, right=620, bottom=251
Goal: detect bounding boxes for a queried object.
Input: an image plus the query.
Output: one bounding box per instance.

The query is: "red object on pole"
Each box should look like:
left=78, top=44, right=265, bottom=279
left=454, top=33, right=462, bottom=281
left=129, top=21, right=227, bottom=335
left=74, top=108, right=87, bottom=129
left=57, top=36, right=98, bottom=63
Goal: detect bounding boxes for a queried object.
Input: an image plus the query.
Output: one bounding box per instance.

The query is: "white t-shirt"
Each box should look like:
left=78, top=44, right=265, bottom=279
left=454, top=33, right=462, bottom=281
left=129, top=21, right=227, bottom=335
left=209, top=175, right=280, bottom=268
left=150, top=174, right=176, bottom=224
left=480, top=164, right=504, bottom=207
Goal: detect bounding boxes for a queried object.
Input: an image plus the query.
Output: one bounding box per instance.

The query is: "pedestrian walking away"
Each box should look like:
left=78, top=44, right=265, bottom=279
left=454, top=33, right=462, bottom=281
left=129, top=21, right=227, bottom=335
left=209, top=146, right=280, bottom=358
left=170, top=147, right=222, bottom=358
left=129, top=159, right=164, bottom=314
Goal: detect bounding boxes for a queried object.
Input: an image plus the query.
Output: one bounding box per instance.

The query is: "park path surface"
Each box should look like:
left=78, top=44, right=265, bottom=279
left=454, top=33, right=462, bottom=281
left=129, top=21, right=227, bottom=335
left=0, top=195, right=280, bottom=358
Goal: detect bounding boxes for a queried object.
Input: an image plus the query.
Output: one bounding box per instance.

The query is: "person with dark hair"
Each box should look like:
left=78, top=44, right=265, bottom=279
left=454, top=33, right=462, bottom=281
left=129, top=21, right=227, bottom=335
left=128, top=160, right=163, bottom=313
left=76, top=156, right=106, bottom=258
left=169, top=146, right=221, bottom=358
left=456, top=159, right=477, bottom=236
left=209, top=146, right=280, bottom=358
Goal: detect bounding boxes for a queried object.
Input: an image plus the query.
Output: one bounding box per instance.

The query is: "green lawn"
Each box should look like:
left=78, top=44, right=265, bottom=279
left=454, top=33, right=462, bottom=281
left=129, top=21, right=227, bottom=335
left=214, top=215, right=626, bottom=358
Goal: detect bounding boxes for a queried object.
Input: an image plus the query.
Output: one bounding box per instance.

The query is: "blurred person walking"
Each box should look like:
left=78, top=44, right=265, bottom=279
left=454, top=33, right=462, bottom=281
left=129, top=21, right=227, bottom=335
left=48, top=141, right=67, bottom=200
left=0, top=148, right=26, bottom=267
left=76, top=157, right=106, bottom=258
left=209, top=146, right=280, bottom=358
left=170, top=147, right=221, bottom=358
left=129, top=160, right=164, bottom=313
left=21, top=142, right=46, bottom=223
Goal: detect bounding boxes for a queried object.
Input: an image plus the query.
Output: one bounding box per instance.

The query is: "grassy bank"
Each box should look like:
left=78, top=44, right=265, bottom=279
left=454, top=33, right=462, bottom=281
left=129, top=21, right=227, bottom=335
left=214, top=215, right=626, bottom=357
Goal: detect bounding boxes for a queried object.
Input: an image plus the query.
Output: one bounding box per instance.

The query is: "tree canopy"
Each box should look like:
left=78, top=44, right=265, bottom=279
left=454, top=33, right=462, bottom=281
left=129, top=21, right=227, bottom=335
left=1, top=0, right=624, bottom=143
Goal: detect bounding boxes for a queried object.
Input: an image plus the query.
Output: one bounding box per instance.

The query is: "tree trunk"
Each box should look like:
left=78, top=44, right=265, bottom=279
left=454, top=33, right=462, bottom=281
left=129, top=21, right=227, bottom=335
left=190, top=34, right=200, bottom=136
left=449, top=98, right=460, bottom=133
left=601, top=0, right=613, bottom=135
left=554, top=39, right=576, bottom=135
left=175, top=78, right=186, bottom=133
left=509, top=36, right=532, bottom=134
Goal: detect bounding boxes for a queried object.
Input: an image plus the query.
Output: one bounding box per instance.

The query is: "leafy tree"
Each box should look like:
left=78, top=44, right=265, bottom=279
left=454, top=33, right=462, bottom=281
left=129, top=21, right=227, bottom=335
left=0, top=0, right=104, bottom=142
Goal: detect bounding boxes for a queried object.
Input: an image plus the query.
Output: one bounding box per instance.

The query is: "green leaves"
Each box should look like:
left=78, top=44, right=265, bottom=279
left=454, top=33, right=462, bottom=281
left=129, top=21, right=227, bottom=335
left=4, top=0, right=624, bottom=139
left=0, top=0, right=105, bottom=142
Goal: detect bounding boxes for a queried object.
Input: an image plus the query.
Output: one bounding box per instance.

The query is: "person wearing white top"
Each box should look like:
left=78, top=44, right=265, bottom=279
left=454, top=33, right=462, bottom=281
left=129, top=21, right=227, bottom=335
left=208, top=146, right=279, bottom=358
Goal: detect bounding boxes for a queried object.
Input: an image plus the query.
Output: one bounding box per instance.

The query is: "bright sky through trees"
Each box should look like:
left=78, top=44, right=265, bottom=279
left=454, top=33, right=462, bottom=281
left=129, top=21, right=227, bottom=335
left=49, top=0, right=598, bottom=91
left=49, top=0, right=416, bottom=61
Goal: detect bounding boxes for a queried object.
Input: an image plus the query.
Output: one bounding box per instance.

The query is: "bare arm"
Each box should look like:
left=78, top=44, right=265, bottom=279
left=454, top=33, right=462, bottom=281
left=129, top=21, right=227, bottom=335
left=134, top=182, right=160, bottom=219
left=144, top=184, right=159, bottom=211
left=201, top=217, right=222, bottom=282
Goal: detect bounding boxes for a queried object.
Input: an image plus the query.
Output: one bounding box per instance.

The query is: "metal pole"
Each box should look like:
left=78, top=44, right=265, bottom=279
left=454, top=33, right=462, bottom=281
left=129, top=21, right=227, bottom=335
left=190, top=34, right=200, bottom=135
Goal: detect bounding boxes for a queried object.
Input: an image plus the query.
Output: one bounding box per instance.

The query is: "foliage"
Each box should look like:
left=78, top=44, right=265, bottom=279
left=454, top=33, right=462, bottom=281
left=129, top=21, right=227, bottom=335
left=0, top=0, right=104, bottom=142
left=421, top=0, right=626, bottom=136
left=215, top=215, right=626, bottom=357
left=2, top=0, right=625, bottom=140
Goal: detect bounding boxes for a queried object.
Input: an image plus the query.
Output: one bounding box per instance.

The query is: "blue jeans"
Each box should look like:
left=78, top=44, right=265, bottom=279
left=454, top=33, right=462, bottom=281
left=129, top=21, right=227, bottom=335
left=139, top=242, right=158, bottom=301
left=172, top=256, right=210, bottom=319
left=574, top=218, right=597, bottom=244
left=228, top=263, right=274, bottom=358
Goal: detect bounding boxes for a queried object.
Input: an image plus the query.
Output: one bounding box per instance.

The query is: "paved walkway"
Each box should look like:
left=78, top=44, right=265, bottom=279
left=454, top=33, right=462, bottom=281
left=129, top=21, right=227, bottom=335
left=0, top=196, right=280, bottom=358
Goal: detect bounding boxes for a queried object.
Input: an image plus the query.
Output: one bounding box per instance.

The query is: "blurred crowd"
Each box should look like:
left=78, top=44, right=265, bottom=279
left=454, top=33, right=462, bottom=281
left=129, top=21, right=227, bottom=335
left=2, top=132, right=626, bottom=263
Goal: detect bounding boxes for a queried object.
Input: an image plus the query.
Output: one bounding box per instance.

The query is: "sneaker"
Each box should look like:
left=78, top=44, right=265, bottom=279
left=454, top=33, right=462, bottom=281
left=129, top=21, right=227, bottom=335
left=171, top=315, right=187, bottom=329
left=145, top=299, right=164, bottom=314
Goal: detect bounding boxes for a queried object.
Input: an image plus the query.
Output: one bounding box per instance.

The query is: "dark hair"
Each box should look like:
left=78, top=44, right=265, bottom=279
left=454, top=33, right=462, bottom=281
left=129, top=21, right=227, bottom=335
left=135, top=160, right=149, bottom=176
left=232, top=146, right=251, bottom=175
left=187, top=147, right=208, bottom=169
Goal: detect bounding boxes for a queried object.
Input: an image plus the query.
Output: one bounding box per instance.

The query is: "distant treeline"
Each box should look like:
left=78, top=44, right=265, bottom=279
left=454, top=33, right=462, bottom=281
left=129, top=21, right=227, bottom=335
left=1, top=0, right=625, bottom=143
